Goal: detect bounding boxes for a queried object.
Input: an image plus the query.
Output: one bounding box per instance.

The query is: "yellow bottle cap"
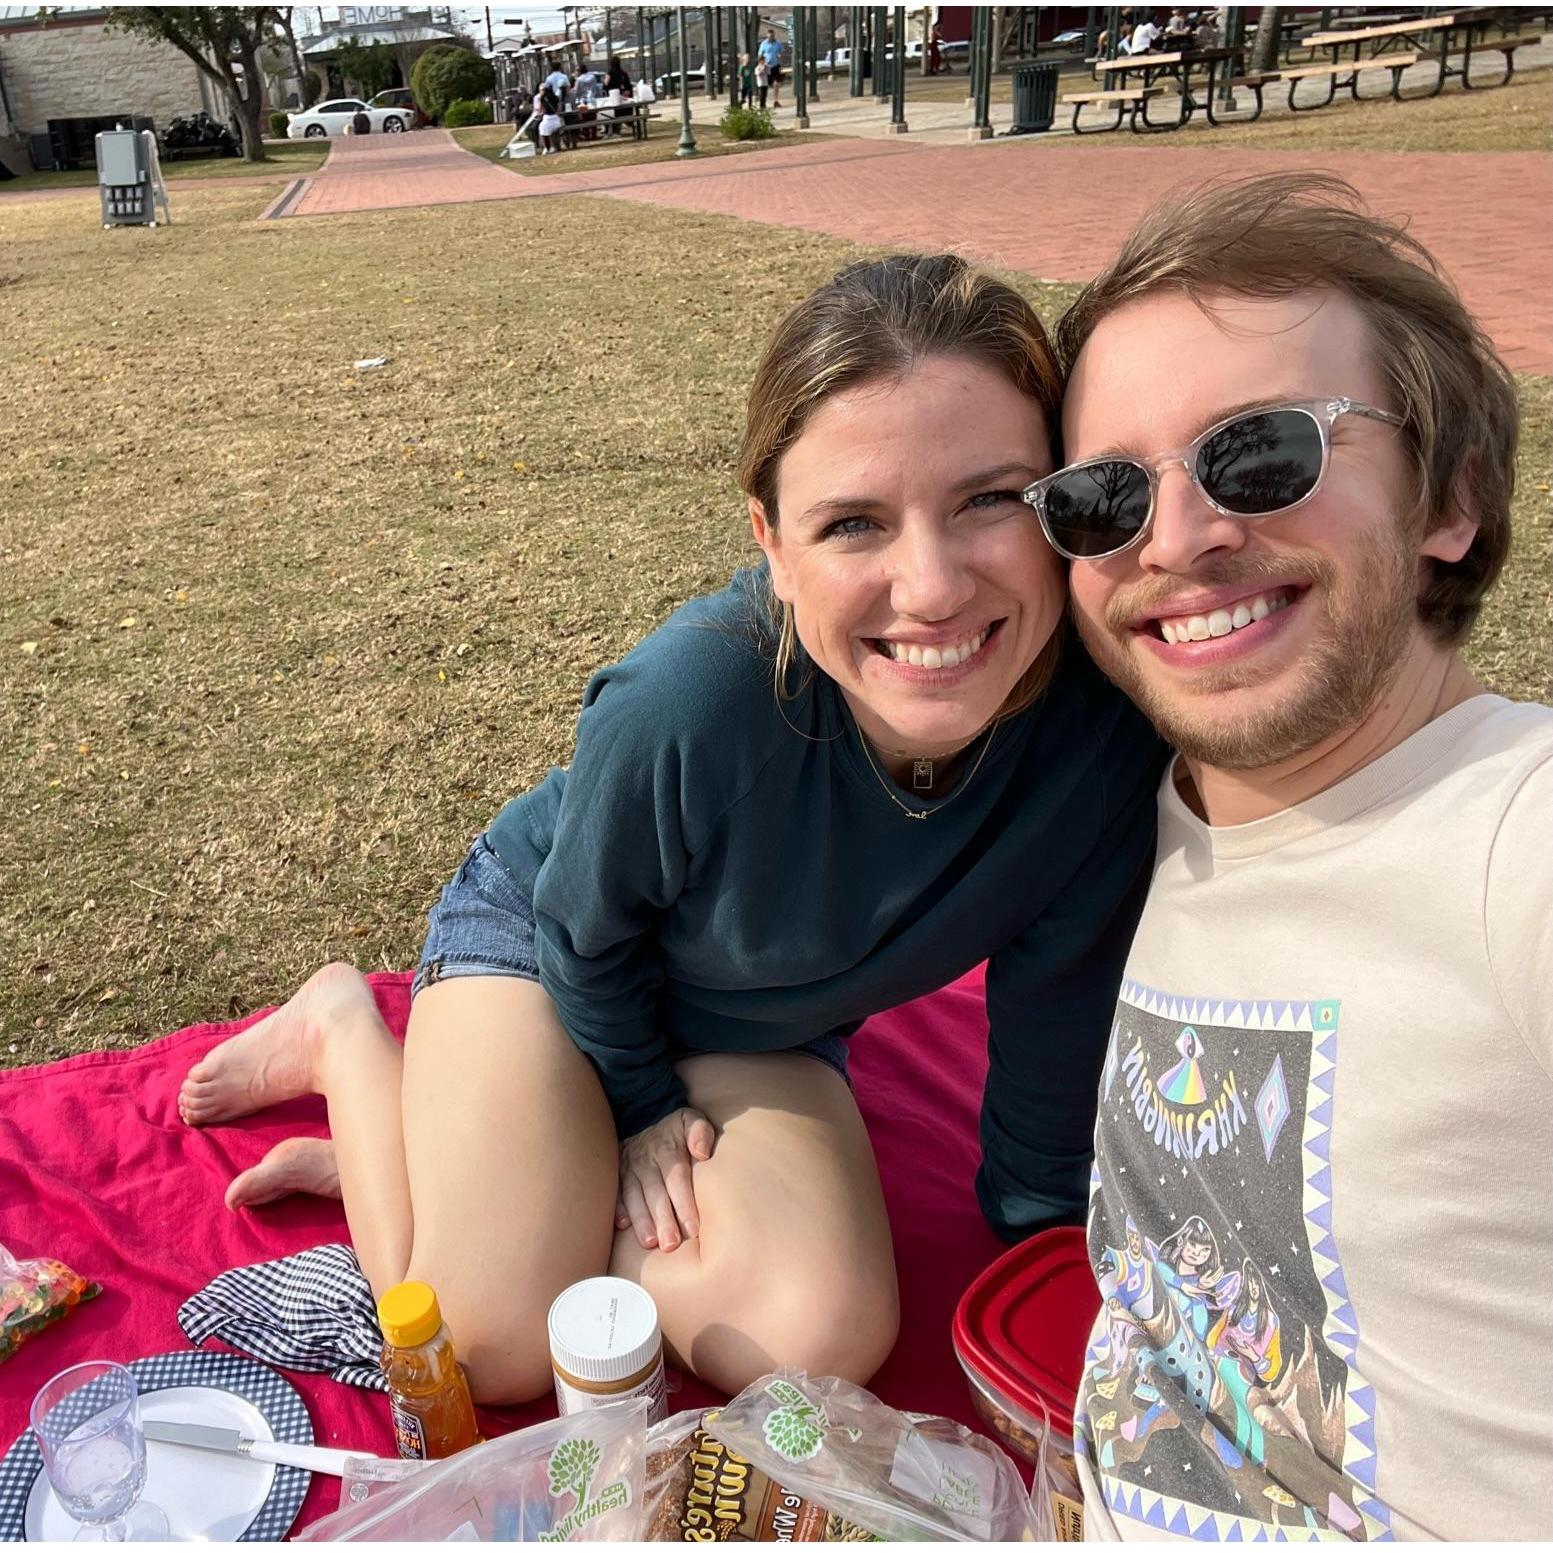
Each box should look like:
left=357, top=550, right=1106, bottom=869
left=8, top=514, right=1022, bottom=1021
left=378, top=1281, right=442, bottom=1348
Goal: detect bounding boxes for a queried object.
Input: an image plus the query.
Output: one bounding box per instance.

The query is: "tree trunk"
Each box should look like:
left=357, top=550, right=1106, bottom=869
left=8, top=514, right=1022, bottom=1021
left=277, top=7, right=318, bottom=107
left=1250, top=5, right=1283, bottom=73
left=919, top=4, right=930, bottom=74
left=233, top=37, right=268, bottom=159
left=989, top=5, right=1007, bottom=72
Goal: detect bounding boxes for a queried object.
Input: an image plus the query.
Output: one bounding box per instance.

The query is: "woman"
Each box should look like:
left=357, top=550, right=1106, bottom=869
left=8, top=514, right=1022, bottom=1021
left=535, top=78, right=564, bottom=155
left=177, top=254, right=1164, bottom=1404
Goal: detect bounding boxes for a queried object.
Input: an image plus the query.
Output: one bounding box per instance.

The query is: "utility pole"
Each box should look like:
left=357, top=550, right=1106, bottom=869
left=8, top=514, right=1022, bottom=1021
left=795, top=6, right=810, bottom=124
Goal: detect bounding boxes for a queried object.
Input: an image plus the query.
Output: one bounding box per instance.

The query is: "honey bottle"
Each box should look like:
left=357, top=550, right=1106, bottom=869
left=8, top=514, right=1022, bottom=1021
left=377, top=1280, right=479, bottom=1460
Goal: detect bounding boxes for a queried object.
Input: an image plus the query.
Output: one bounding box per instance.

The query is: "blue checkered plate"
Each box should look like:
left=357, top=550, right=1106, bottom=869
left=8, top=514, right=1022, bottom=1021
left=0, top=1350, right=312, bottom=1541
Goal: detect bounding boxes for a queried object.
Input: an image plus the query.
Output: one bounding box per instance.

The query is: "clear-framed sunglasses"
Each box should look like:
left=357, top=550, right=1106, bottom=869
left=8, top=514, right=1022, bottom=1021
left=1023, top=397, right=1405, bottom=562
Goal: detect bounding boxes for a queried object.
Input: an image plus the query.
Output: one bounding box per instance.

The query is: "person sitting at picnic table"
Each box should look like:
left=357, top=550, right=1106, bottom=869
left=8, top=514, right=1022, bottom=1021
left=1162, top=7, right=1194, bottom=49
left=1127, top=12, right=1162, bottom=56
left=759, top=28, right=784, bottom=106
left=176, top=252, right=1164, bottom=1405
left=572, top=63, right=601, bottom=105
left=1192, top=10, right=1218, bottom=48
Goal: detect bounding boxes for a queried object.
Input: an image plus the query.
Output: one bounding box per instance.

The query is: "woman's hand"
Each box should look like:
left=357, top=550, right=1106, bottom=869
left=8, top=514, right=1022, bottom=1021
left=615, top=1107, right=716, bottom=1252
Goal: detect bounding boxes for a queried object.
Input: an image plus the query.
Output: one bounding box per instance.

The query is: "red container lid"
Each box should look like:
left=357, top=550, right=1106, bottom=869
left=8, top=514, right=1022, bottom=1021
left=952, top=1225, right=1098, bottom=1436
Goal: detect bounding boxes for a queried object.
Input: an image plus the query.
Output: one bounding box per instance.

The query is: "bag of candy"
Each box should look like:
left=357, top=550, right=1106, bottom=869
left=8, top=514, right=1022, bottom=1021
left=1, top=1243, right=102, bottom=1364
left=703, top=1371, right=1043, bottom=1542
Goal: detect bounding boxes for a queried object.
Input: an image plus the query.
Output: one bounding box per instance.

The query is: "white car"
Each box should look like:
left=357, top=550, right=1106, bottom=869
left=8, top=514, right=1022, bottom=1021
left=286, top=98, right=411, bottom=138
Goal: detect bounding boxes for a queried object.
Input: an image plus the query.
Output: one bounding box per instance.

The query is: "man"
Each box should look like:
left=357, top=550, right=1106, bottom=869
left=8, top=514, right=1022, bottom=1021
left=543, top=60, right=571, bottom=101
left=1127, top=11, right=1161, bottom=54
left=1039, top=173, right=1551, bottom=1538
left=759, top=28, right=784, bottom=107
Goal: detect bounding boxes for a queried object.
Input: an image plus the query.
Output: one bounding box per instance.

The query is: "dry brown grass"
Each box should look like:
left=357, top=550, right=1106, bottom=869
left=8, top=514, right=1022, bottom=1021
left=0, top=182, right=1547, bottom=1070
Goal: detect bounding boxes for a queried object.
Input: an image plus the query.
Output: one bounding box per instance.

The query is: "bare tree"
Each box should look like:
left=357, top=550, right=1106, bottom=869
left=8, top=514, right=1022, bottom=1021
left=1251, top=6, right=1284, bottom=74
left=275, top=6, right=320, bottom=108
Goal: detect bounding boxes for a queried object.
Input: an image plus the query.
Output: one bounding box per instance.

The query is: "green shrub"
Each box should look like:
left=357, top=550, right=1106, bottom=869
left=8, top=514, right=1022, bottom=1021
left=718, top=104, right=775, bottom=141
left=442, top=97, right=494, bottom=128
left=268, top=110, right=290, bottom=139
left=410, top=45, right=496, bottom=123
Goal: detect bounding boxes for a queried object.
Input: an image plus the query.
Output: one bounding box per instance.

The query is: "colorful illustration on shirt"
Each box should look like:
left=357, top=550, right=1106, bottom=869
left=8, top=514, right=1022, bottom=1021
left=1080, top=981, right=1392, bottom=1540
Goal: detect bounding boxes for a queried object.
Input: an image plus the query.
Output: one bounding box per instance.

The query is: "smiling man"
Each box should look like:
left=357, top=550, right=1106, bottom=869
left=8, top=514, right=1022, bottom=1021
left=1035, top=175, right=1552, bottom=1538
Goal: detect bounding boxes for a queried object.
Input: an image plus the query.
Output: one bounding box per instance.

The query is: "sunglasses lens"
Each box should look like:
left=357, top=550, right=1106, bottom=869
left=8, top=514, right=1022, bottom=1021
left=1041, top=461, right=1153, bottom=558
left=1196, top=410, right=1323, bottom=515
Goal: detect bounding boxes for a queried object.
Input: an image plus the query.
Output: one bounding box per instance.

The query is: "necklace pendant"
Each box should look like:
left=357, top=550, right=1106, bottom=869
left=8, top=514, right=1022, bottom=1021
left=907, top=807, right=930, bottom=820
left=912, top=757, right=933, bottom=791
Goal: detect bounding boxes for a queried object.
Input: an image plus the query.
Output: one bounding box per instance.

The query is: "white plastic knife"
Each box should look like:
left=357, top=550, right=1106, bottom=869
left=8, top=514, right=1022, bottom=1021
left=143, top=1420, right=377, bottom=1477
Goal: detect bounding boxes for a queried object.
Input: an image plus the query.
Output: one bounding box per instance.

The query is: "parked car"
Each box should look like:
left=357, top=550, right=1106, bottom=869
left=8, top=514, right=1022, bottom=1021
left=286, top=98, right=410, bottom=138
left=369, top=87, right=420, bottom=124
left=1052, top=27, right=1090, bottom=50
left=653, top=67, right=706, bottom=95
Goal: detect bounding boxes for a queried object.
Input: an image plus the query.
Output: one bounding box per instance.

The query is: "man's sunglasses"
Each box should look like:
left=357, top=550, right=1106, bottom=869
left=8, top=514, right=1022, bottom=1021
left=1022, top=397, right=1404, bottom=562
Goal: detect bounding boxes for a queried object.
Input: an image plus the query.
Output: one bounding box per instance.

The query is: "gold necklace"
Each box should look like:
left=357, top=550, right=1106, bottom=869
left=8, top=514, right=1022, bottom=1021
left=867, top=730, right=983, bottom=791
left=853, top=716, right=998, bottom=821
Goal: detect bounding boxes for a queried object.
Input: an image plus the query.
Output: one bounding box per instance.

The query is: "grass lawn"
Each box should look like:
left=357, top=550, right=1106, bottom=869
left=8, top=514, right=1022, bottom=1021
left=450, top=120, right=836, bottom=176
left=0, top=139, right=327, bottom=193
left=0, top=182, right=1549, bottom=1069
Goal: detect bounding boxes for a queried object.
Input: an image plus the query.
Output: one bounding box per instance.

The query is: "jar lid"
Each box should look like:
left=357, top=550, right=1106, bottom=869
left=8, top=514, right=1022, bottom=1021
left=951, top=1226, right=1097, bottom=1435
left=547, top=1277, right=662, bottom=1385
left=378, top=1280, right=442, bottom=1348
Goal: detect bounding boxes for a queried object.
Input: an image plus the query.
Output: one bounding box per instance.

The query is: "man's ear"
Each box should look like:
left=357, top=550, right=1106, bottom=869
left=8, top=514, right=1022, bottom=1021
left=1420, top=471, right=1481, bottom=566
left=750, top=497, right=795, bottom=603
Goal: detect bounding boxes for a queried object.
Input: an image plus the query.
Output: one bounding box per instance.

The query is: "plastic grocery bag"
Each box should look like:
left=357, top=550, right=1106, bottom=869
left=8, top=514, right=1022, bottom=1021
left=296, top=1397, right=650, bottom=1542
left=642, top=1406, right=878, bottom=1541
left=1, top=1242, right=102, bottom=1364
left=705, top=1372, right=1042, bottom=1542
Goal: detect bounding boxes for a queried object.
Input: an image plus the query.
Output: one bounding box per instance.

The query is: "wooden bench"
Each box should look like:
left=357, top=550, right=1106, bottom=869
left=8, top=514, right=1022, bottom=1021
left=1281, top=51, right=1421, bottom=110
left=1060, top=86, right=1166, bottom=133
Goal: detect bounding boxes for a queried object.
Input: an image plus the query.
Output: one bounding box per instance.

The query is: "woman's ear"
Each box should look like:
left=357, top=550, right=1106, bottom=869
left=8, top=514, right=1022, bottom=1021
left=750, top=497, right=795, bottom=603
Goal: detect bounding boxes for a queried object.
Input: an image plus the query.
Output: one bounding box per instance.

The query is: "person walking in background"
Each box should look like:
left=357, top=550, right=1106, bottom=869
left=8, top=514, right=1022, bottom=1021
left=759, top=27, right=784, bottom=107
left=739, top=52, right=756, bottom=108
left=535, top=77, right=564, bottom=154
left=928, top=21, right=944, bottom=74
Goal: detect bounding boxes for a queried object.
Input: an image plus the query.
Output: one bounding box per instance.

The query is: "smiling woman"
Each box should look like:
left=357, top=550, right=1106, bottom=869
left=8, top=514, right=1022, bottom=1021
left=174, top=252, right=1167, bottom=1407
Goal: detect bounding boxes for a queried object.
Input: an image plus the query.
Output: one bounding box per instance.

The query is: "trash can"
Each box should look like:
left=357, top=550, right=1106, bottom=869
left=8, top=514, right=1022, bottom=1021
left=1009, top=60, right=1060, bottom=133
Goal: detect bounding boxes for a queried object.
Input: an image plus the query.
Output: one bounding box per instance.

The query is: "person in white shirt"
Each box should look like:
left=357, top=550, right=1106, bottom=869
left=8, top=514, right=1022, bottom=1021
left=1128, top=15, right=1162, bottom=54
left=1032, top=171, right=1551, bottom=1539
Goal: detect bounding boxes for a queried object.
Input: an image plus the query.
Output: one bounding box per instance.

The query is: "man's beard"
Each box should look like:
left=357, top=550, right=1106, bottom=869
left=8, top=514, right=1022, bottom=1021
left=1077, top=534, right=1418, bottom=771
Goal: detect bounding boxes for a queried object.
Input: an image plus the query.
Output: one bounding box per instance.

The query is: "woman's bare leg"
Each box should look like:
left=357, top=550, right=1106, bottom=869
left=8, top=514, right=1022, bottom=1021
left=610, top=1052, right=900, bottom=1395
left=396, top=974, right=619, bottom=1402
left=181, top=965, right=620, bottom=1403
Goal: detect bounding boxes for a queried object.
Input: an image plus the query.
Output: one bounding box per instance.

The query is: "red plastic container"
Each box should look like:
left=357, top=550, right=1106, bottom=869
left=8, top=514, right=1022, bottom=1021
left=952, top=1226, right=1099, bottom=1540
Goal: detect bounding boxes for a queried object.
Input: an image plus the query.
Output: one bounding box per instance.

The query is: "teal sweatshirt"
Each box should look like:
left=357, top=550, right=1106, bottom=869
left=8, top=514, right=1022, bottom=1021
left=487, top=568, right=1166, bottom=1239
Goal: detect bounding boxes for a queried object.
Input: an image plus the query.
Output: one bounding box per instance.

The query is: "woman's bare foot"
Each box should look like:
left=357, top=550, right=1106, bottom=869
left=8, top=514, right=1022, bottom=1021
left=178, top=962, right=382, bottom=1127
left=226, top=1136, right=342, bottom=1210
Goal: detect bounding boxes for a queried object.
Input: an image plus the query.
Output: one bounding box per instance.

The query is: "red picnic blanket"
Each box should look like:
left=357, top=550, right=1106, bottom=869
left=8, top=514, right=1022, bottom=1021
left=0, top=968, right=1008, bottom=1535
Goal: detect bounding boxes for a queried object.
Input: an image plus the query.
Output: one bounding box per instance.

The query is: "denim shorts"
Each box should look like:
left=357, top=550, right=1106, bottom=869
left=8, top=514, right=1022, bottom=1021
left=413, top=835, right=851, bottom=1087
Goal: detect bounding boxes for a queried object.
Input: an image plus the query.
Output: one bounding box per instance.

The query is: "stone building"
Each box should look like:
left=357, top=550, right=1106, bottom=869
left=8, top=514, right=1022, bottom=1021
left=0, top=6, right=220, bottom=173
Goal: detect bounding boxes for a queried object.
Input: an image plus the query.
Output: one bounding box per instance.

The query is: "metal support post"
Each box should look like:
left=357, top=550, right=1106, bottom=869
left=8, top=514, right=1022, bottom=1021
left=704, top=8, right=718, bottom=94
left=795, top=7, right=810, bottom=123
left=967, top=4, right=982, bottom=105
left=728, top=6, right=740, bottom=105
left=873, top=5, right=887, bottom=98
left=677, top=8, right=699, bottom=151
left=971, top=5, right=993, bottom=135
left=809, top=7, right=820, bottom=96
left=849, top=6, right=864, bottom=93
left=888, top=4, right=907, bottom=130
left=1083, top=5, right=1098, bottom=60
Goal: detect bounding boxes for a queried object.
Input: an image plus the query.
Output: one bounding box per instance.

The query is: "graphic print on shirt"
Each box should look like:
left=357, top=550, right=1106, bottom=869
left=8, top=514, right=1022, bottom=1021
left=1077, top=980, right=1393, bottom=1540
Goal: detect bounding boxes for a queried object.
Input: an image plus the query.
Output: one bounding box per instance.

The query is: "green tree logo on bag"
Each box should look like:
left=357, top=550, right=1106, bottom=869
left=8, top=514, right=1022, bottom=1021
left=762, top=1379, right=829, bottom=1462
left=539, top=1435, right=630, bottom=1542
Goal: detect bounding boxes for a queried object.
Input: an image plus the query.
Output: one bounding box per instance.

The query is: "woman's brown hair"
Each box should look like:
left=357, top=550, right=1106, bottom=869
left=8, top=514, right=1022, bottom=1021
left=738, top=252, right=1065, bottom=715
left=1054, top=172, right=1519, bottom=646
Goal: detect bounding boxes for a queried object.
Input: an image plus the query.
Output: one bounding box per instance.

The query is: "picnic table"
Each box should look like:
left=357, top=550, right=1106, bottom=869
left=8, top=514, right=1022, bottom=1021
left=1063, top=45, right=1257, bottom=133
left=1293, top=7, right=1544, bottom=107
left=559, top=99, right=653, bottom=148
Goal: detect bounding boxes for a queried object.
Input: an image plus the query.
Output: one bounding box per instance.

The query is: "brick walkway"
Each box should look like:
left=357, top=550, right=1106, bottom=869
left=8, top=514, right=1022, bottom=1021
left=276, top=128, right=1549, bottom=372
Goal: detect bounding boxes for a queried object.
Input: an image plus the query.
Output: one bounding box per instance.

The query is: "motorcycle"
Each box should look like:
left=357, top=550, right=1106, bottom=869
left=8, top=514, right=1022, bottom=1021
left=161, top=111, right=242, bottom=159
